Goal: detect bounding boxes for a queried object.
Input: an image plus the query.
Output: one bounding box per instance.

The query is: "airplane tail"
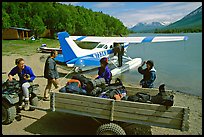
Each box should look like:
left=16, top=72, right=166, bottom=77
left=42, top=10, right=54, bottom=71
left=57, top=31, right=85, bottom=62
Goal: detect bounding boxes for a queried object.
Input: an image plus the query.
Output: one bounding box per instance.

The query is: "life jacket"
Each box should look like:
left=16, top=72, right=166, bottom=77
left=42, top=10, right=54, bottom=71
left=59, top=79, right=86, bottom=95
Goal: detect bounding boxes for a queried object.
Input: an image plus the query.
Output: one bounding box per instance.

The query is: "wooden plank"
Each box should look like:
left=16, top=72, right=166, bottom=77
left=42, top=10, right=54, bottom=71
left=113, top=116, right=181, bottom=130
left=114, top=105, right=183, bottom=119
left=181, top=107, right=190, bottom=131
left=115, top=100, right=186, bottom=112
left=55, top=92, right=113, bottom=104
left=55, top=98, right=111, bottom=110
left=55, top=102, right=110, bottom=118
left=113, top=111, right=182, bottom=129
left=110, top=100, right=115, bottom=121
left=55, top=108, right=109, bottom=120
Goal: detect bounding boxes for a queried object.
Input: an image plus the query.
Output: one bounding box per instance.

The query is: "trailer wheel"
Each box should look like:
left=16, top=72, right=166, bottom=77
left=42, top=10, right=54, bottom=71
left=2, top=101, right=16, bottom=125
left=96, top=123, right=126, bottom=135
left=29, top=96, right=38, bottom=111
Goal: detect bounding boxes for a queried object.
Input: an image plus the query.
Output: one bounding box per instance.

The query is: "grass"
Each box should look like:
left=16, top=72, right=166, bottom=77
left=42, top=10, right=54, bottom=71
left=2, top=38, right=60, bottom=56
left=2, top=38, right=98, bottom=56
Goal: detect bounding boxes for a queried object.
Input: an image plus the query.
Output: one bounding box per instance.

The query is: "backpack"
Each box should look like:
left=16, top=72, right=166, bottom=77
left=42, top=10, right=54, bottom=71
left=86, top=78, right=106, bottom=94
left=127, top=84, right=174, bottom=106
left=98, top=78, right=127, bottom=100
left=151, top=84, right=174, bottom=106
left=2, top=78, right=21, bottom=94
left=127, top=92, right=151, bottom=103
left=71, top=74, right=91, bottom=87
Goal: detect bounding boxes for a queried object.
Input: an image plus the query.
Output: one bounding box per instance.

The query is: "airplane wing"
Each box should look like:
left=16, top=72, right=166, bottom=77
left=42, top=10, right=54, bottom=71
left=70, top=35, right=188, bottom=44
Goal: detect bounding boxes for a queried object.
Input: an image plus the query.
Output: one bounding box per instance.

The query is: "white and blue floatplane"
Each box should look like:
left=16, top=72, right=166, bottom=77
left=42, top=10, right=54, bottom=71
left=42, top=31, right=188, bottom=76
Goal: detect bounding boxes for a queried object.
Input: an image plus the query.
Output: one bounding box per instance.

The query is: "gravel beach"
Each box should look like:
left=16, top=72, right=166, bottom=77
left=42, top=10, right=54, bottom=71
left=2, top=53, right=202, bottom=135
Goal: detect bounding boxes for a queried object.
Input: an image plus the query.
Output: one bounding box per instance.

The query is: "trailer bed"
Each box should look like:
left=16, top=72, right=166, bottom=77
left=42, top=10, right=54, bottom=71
left=49, top=86, right=189, bottom=132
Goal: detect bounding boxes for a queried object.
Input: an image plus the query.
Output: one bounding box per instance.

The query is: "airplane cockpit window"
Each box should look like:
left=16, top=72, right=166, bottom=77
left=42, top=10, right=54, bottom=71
left=96, top=44, right=105, bottom=48
left=103, top=45, right=108, bottom=49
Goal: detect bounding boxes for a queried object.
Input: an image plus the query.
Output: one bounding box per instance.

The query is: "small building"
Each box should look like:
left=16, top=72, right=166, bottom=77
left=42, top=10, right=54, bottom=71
left=2, top=27, right=32, bottom=40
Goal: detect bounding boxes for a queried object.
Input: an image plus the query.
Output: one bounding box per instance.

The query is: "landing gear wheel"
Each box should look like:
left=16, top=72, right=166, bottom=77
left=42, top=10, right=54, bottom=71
left=96, top=123, right=126, bottom=135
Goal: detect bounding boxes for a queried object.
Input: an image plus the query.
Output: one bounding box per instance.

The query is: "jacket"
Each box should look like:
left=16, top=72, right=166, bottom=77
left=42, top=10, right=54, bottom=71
left=44, top=56, right=59, bottom=79
left=8, top=65, right=36, bottom=85
left=96, top=66, right=112, bottom=84
left=138, top=66, right=156, bottom=88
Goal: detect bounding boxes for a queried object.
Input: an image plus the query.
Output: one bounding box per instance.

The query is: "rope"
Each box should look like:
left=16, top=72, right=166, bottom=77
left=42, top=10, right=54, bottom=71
left=50, top=67, right=75, bottom=92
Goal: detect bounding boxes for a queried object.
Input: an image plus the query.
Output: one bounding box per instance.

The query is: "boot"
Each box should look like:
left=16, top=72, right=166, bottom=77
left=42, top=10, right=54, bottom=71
left=24, top=100, right=30, bottom=111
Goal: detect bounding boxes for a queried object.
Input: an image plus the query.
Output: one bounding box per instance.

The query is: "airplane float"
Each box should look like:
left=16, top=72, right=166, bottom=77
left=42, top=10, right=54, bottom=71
left=47, top=31, right=188, bottom=76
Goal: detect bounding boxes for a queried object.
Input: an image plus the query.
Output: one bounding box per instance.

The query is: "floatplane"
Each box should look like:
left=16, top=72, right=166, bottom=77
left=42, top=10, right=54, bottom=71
left=52, top=31, right=188, bottom=76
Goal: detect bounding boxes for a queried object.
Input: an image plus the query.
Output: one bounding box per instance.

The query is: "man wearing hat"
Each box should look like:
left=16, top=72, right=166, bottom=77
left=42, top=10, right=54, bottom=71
left=138, top=60, right=156, bottom=88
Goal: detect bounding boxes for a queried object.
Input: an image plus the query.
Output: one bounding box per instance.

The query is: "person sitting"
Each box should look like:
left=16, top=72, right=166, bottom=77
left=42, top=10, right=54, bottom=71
left=95, top=57, right=112, bottom=85
left=8, top=58, right=36, bottom=110
left=138, top=60, right=156, bottom=88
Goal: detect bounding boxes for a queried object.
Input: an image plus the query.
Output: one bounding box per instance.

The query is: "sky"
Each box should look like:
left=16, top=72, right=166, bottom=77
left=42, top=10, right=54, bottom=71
left=60, top=2, right=202, bottom=28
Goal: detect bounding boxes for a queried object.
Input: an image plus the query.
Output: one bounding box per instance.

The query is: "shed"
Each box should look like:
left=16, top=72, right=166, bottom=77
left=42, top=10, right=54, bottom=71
left=2, top=27, right=32, bottom=40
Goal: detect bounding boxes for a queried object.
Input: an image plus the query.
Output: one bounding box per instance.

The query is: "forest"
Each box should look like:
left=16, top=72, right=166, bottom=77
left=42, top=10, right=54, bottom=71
left=2, top=2, right=129, bottom=38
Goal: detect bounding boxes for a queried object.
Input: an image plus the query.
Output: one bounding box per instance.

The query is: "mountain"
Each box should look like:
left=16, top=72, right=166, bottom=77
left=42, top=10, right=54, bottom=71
left=129, top=22, right=166, bottom=33
left=163, top=6, right=202, bottom=30
left=129, top=6, right=202, bottom=33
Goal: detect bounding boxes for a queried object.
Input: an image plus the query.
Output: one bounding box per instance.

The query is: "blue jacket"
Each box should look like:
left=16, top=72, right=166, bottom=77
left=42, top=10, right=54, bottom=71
left=138, top=66, right=156, bottom=88
left=8, top=65, right=36, bottom=85
left=96, top=66, right=112, bottom=84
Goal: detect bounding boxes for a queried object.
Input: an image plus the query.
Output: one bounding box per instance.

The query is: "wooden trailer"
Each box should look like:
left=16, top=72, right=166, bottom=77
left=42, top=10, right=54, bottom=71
left=48, top=86, right=189, bottom=135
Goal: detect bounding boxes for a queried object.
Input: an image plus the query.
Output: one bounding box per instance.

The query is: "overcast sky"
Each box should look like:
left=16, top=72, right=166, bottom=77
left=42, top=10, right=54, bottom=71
left=60, top=2, right=202, bottom=28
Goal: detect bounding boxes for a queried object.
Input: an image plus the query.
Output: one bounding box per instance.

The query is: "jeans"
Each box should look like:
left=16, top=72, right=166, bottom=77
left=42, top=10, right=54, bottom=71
left=44, top=78, right=59, bottom=98
left=22, top=82, right=30, bottom=101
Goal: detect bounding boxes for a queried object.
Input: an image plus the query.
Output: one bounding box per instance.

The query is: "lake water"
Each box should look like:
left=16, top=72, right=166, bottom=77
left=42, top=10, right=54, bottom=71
left=117, top=33, right=202, bottom=97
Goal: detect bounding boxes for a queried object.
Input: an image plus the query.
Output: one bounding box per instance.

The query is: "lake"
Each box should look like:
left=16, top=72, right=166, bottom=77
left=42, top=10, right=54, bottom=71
left=117, top=33, right=202, bottom=97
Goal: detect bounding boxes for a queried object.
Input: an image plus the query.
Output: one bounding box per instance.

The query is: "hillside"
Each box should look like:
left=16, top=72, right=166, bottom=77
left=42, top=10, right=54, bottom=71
left=2, top=2, right=129, bottom=37
left=130, top=6, right=202, bottom=33
left=158, top=6, right=202, bottom=33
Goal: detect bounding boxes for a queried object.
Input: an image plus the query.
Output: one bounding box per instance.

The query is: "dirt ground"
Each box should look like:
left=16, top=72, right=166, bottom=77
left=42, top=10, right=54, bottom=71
left=2, top=53, right=202, bottom=135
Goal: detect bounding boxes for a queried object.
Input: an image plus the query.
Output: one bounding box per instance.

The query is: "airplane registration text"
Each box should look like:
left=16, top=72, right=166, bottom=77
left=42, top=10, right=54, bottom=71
left=93, top=51, right=108, bottom=58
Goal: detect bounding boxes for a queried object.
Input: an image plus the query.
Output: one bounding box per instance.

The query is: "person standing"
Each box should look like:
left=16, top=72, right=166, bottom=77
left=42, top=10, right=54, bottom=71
left=8, top=58, right=36, bottom=110
left=43, top=50, right=60, bottom=101
left=96, top=57, right=112, bottom=85
left=113, top=43, right=124, bottom=67
left=138, top=60, right=156, bottom=88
